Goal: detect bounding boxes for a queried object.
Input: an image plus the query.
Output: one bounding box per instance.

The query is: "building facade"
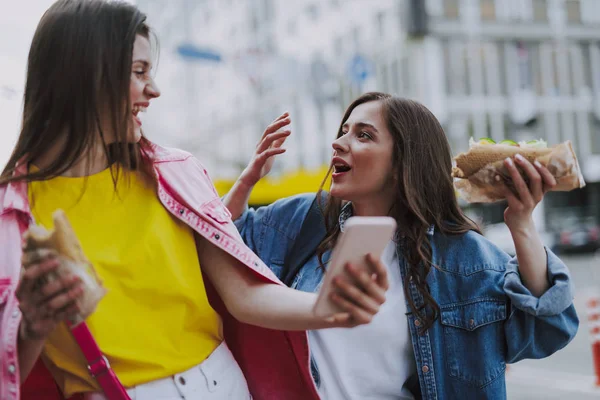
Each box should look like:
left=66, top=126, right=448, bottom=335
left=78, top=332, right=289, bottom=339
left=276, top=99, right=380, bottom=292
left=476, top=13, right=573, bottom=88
left=136, top=0, right=600, bottom=228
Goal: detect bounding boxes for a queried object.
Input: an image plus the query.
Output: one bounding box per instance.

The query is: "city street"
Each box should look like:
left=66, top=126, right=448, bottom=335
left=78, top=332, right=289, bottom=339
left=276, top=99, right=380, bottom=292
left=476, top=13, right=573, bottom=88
left=506, top=253, right=600, bottom=399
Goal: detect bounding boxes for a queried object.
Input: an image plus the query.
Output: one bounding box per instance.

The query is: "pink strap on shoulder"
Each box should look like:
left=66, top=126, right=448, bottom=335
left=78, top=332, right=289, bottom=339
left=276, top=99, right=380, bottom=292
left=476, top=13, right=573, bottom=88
left=67, top=321, right=131, bottom=400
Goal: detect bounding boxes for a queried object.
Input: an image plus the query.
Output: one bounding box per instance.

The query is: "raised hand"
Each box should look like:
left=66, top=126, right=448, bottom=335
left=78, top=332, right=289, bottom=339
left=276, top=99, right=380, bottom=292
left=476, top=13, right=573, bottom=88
left=239, top=112, right=291, bottom=187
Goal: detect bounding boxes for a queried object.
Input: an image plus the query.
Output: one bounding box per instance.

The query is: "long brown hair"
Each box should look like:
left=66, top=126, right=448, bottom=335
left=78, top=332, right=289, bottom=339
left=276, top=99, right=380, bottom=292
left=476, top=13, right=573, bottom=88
left=317, top=92, right=480, bottom=332
left=0, top=0, right=153, bottom=186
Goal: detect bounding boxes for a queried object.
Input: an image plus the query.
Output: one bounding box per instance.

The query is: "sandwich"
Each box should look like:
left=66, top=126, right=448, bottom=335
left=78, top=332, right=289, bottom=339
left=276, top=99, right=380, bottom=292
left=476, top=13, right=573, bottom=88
left=23, top=210, right=106, bottom=324
left=452, top=138, right=586, bottom=203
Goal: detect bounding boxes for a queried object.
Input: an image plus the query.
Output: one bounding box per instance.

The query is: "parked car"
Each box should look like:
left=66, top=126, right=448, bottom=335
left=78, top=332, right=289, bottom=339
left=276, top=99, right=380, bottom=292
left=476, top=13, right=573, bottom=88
left=483, top=223, right=557, bottom=257
left=552, top=216, right=600, bottom=254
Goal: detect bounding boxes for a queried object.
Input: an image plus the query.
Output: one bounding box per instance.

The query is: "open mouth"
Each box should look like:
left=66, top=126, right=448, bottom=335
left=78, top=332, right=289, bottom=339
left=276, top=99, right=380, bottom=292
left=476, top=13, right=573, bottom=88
left=333, top=165, right=351, bottom=173
left=132, top=104, right=147, bottom=126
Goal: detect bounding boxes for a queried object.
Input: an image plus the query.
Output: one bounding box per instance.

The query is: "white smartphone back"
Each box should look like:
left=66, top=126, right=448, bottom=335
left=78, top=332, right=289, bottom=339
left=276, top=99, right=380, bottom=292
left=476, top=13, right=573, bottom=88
left=313, top=216, right=397, bottom=318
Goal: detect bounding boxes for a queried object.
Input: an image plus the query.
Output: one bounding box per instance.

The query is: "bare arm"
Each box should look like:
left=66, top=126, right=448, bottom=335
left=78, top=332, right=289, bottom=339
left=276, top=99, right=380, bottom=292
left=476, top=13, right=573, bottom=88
left=501, top=155, right=557, bottom=297
left=510, top=222, right=549, bottom=297
left=196, top=236, right=388, bottom=330
left=223, top=113, right=291, bottom=220
left=223, top=179, right=255, bottom=222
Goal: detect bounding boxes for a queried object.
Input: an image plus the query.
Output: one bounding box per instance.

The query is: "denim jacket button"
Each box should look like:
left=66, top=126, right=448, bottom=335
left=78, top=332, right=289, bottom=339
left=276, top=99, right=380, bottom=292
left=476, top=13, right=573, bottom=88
left=469, top=319, right=475, bottom=328
left=414, top=320, right=421, bottom=327
left=422, top=365, right=429, bottom=373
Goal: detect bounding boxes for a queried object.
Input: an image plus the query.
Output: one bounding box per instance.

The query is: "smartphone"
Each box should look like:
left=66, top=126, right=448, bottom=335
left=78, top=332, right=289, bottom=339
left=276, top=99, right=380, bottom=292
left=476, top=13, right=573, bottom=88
left=313, top=216, right=397, bottom=318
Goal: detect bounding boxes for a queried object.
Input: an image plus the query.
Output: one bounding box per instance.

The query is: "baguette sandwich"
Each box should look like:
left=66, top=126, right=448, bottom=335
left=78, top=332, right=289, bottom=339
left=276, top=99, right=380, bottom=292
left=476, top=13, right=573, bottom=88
left=23, top=210, right=106, bottom=325
left=452, top=138, right=586, bottom=203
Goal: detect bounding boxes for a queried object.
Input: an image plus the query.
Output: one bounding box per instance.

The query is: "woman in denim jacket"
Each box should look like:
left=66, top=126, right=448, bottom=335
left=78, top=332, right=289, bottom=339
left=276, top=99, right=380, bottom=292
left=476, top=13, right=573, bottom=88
left=224, top=92, right=579, bottom=400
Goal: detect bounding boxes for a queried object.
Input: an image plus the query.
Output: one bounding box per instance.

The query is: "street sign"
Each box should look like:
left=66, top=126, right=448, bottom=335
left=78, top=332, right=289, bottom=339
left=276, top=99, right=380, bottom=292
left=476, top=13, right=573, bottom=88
left=177, top=43, right=222, bottom=62
left=347, top=54, right=372, bottom=85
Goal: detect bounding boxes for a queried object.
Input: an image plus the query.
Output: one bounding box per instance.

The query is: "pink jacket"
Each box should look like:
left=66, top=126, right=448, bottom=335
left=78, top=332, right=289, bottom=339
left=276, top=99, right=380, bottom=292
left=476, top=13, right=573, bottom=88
left=0, top=141, right=319, bottom=400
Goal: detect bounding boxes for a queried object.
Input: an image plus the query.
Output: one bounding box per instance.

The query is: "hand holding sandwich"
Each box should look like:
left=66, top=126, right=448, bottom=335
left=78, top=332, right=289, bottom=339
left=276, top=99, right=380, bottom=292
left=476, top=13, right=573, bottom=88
left=16, top=247, right=84, bottom=341
left=495, top=155, right=556, bottom=297
left=452, top=138, right=584, bottom=296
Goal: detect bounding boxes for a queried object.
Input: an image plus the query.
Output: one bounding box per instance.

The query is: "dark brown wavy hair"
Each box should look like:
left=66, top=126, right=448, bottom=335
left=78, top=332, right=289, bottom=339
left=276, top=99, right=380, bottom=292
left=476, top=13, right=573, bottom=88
left=317, top=92, right=480, bottom=332
left=0, top=0, right=154, bottom=186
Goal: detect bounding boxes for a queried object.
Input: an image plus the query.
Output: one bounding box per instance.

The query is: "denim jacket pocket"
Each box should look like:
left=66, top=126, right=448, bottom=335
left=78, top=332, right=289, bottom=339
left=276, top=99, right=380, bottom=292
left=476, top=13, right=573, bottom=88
left=441, top=299, right=507, bottom=388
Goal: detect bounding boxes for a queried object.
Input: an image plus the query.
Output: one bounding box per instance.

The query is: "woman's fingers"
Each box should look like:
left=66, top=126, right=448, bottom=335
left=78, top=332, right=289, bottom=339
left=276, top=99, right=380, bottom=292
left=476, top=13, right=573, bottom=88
left=255, top=147, right=287, bottom=165
left=22, top=248, right=57, bottom=268
left=365, top=253, right=389, bottom=291
left=329, top=292, right=374, bottom=325
left=497, top=179, right=521, bottom=210
left=331, top=271, right=381, bottom=315
left=513, top=154, right=543, bottom=203
left=23, top=257, right=59, bottom=281
left=53, top=302, right=80, bottom=322
left=503, top=157, right=533, bottom=206
left=257, top=130, right=291, bottom=153
left=38, top=275, right=81, bottom=306
left=16, top=257, right=59, bottom=302
left=46, top=284, right=84, bottom=312
left=258, top=114, right=290, bottom=144
left=533, top=160, right=557, bottom=192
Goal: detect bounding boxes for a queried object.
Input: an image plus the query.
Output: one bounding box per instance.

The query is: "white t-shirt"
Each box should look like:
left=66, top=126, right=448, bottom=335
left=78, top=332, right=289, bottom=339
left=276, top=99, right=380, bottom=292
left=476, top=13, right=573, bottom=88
left=308, top=240, right=416, bottom=400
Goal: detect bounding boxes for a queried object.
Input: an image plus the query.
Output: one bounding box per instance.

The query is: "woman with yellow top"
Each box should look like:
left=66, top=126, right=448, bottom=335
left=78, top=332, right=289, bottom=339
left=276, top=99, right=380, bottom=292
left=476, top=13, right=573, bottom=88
left=0, top=1, right=389, bottom=399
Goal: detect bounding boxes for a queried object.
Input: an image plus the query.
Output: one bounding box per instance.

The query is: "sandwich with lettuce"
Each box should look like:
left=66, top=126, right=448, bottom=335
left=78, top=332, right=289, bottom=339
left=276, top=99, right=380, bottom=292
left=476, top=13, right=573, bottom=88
left=452, top=138, right=585, bottom=203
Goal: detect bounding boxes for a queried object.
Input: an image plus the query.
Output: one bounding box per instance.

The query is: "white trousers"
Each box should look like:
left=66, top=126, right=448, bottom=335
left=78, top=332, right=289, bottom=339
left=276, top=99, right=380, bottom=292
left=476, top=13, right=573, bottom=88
left=84, top=342, right=251, bottom=400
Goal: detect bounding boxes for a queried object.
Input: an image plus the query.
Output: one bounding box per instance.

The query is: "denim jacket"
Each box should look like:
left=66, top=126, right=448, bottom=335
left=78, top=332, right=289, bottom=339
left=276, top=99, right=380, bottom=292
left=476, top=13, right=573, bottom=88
left=234, top=193, right=579, bottom=400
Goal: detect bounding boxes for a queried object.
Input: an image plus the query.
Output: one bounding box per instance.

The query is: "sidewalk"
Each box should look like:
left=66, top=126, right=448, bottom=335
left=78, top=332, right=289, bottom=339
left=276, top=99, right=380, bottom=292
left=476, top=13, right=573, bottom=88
left=506, top=364, right=600, bottom=399
left=505, top=260, right=600, bottom=399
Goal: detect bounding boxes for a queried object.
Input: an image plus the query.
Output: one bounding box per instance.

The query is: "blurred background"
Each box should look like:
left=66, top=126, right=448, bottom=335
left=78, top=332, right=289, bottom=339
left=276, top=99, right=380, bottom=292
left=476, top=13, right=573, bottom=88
left=1, top=0, right=600, bottom=398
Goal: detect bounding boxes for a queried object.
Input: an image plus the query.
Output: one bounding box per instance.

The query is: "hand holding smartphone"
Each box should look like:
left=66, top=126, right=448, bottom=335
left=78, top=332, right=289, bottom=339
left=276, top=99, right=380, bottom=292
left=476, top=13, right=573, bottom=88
left=313, top=216, right=397, bottom=318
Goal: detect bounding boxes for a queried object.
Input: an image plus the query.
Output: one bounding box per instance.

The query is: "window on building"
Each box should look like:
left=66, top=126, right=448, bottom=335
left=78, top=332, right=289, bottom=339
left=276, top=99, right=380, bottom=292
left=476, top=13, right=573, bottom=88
left=263, top=0, right=274, bottom=22
left=581, top=0, right=600, bottom=25
left=401, top=56, right=411, bottom=94
left=581, top=43, right=593, bottom=90
left=532, top=0, right=548, bottom=22
left=443, top=41, right=469, bottom=95
left=480, top=0, right=496, bottom=21
left=391, top=59, right=401, bottom=95
left=288, top=19, right=297, bottom=35
left=444, top=0, right=460, bottom=20
left=306, top=3, right=319, bottom=20
left=334, top=36, right=343, bottom=56
left=352, top=27, right=360, bottom=50
left=531, top=44, right=544, bottom=95
left=442, top=40, right=452, bottom=95
left=379, top=63, right=389, bottom=92
left=592, top=114, right=600, bottom=154
left=376, top=11, right=386, bottom=37
left=566, top=0, right=582, bottom=24
left=496, top=42, right=508, bottom=95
